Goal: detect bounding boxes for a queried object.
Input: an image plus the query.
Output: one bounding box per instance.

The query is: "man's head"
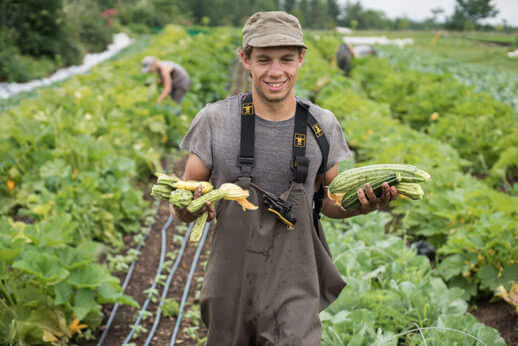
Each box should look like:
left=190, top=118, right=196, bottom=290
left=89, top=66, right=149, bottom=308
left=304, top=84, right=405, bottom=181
left=242, top=11, right=307, bottom=51
left=240, top=11, right=307, bottom=104
left=141, top=56, right=157, bottom=73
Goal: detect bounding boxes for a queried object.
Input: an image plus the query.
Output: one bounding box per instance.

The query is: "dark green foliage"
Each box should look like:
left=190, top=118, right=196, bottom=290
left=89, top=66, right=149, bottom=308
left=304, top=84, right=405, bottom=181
left=447, top=0, right=499, bottom=30
left=117, top=0, right=190, bottom=28
left=4, top=0, right=66, bottom=57
left=0, top=0, right=114, bottom=81
left=339, top=1, right=392, bottom=30
left=65, top=0, right=114, bottom=53
left=0, top=30, right=30, bottom=82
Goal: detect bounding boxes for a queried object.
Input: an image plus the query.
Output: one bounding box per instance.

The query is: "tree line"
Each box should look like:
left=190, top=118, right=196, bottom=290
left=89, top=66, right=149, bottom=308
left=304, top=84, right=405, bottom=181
left=1, top=0, right=513, bottom=83
left=98, top=0, right=509, bottom=32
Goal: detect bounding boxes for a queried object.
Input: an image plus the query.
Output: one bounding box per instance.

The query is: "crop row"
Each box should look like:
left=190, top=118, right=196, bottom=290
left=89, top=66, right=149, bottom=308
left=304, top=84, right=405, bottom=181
left=350, top=57, right=518, bottom=195
left=379, top=46, right=518, bottom=116
left=307, top=34, right=518, bottom=194
left=303, top=34, right=518, bottom=298
left=0, top=26, right=236, bottom=345
left=297, top=36, right=511, bottom=343
left=321, top=213, right=505, bottom=345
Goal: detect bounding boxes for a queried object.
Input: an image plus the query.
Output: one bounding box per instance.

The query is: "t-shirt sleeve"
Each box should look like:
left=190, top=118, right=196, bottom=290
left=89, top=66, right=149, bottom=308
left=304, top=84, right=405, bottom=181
left=326, top=113, right=353, bottom=170
left=179, top=106, right=213, bottom=170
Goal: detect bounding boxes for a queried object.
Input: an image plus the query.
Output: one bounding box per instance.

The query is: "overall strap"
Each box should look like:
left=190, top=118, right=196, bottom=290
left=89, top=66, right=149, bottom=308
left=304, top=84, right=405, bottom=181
left=292, top=102, right=308, bottom=184
left=307, top=112, right=329, bottom=175
left=297, top=101, right=331, bottom=228
left=239, top=93, right=255, bottom=177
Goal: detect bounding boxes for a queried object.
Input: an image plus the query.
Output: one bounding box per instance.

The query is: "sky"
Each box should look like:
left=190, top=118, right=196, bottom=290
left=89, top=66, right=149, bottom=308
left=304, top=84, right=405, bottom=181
left=350, top=0, right=518, bottom=26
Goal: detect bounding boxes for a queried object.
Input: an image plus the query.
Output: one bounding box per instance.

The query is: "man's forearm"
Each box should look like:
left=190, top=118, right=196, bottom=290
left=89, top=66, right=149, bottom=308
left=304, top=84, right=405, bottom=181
left=321, top=197, right=362, bottom=219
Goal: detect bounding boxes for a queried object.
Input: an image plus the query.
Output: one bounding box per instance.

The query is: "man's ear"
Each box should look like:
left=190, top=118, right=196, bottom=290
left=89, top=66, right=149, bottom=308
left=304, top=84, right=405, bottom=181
left=240, top=49, right=251, bottom=71
left=298, top=49, right=306, bottom=67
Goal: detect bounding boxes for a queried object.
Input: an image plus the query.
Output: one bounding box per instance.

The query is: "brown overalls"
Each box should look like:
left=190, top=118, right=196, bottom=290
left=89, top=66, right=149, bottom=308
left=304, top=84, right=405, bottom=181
left=200, top=94, right=346, bottom=345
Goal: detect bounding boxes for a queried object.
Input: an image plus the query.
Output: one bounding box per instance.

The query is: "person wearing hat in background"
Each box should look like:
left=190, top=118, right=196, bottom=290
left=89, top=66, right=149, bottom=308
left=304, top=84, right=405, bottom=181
left=141, top=56, right=190, bottom=104
left=173, top=11, right=397, bottom=345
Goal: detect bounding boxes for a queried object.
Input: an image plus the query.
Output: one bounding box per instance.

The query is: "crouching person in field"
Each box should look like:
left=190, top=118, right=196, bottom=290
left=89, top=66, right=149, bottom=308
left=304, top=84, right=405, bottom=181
left=141, top=56, right=191, bottom=105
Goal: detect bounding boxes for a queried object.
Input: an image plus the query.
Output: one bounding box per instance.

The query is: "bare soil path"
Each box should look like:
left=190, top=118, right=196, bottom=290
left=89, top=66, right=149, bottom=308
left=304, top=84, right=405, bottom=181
left=79, top=58, right=249, bottom=346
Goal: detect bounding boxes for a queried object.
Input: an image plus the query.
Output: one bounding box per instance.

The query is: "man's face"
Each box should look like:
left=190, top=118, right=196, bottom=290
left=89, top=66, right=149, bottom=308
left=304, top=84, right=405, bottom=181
left=241, top=46, right=305, bottom=104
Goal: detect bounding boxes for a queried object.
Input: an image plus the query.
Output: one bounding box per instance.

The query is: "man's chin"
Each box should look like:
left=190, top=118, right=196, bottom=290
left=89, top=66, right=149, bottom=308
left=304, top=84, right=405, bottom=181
left=260, top=90, right=290, bottom=103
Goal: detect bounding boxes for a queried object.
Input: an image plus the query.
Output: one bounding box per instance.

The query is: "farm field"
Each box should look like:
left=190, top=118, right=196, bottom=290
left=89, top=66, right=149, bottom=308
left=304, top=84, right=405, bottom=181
left=342, top=30, right=518, bottom=73
left=1, top=26, right=517, bottom=345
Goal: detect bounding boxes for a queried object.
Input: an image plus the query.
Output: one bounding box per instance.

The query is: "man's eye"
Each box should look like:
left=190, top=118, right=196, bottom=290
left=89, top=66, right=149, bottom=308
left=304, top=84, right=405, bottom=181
left=258, top=59, right=269, bottom=63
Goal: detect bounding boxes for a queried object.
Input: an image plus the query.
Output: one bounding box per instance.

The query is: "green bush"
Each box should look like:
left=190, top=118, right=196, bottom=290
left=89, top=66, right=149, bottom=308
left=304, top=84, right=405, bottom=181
left=65, top=0, right=114, bottom=53
left=10, top=0, right=67, bottom=57
left=0, top=41, right=31, bottom=82
left=56, top=28, right=84, bottom=66
left=117, top=0, right=189, bottom=29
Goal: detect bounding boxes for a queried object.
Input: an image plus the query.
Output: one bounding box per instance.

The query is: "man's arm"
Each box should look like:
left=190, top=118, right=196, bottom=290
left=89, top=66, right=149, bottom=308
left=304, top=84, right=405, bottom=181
left=157, top=66, right=172, bottom=104
left=171, top=153, right=215, bottom=223
left=320, top=164, right=397, bottom=219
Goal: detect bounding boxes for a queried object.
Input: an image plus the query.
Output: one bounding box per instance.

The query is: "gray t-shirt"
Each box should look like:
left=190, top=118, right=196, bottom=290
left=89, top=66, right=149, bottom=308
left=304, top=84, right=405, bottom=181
left=159, top=61, right=190, bottom=90
left=180, top=94, right=352, bottom=207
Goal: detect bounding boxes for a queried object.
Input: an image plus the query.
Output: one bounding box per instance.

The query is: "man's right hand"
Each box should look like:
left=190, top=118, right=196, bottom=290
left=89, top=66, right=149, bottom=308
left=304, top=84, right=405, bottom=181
left=170, top=186, right=216, bottom=223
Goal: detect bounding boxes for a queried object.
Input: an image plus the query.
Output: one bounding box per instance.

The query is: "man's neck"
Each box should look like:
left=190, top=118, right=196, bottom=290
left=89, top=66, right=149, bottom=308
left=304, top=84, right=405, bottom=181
left=252, top=90, right=296, bottom=122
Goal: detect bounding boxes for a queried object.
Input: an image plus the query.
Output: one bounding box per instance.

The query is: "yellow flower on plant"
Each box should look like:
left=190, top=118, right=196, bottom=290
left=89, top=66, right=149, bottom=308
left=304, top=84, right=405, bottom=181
left=7, top=180, right=15, bottom=191
left=43, top=330, right=58, bottom=343
left=68, top=318, right=88, bottom=335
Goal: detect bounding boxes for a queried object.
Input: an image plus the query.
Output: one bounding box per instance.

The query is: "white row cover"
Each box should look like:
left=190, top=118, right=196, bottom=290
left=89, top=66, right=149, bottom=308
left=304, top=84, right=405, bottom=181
left=343, top=36, right=414, bottom=47
left=0, top=33, right=133, bottom=99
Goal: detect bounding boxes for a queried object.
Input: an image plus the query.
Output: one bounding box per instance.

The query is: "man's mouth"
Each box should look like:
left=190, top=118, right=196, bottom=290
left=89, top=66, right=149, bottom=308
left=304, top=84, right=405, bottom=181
left=265, top=81, right=286, bottom=90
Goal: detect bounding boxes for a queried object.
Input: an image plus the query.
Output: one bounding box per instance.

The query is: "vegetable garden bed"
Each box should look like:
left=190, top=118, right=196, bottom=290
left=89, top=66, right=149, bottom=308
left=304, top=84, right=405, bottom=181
left=301, top=33, right=515, bottom=345
left=1, top=25, right=515, bottom=345
left=0, top=25, right=236, bottom=345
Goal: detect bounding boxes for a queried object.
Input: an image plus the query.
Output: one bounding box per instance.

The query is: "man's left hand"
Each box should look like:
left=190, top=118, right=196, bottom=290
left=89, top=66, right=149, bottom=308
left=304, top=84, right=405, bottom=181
left=357, top=182, right=397, bottom=214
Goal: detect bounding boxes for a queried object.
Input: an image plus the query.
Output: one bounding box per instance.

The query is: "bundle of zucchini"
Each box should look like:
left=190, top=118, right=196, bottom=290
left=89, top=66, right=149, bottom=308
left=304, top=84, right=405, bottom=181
left=151, top=173, right=257, bottom=241
left=328, top=164, right=431, bottom=210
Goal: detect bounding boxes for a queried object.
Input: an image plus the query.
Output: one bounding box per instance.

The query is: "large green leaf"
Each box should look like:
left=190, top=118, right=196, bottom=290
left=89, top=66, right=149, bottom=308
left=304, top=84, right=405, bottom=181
left=13, top=251, right=69, bottom=284
left=97, top=282, right=138, bottom=308
left=477, top=265, right=499, bottom=290
left=54, top=281, right=74, bottom=306
left=73, top=288, right=97, bottom=321
left=437, top=254, right=465, bottom=280
left=0, top=233, right=24, bottom=262
left=501, top=264, right=518, bottom=288
left=9, top=307, right=70, bottom=345
left=436, top=314, right=506, bottom=346
left=67, top=264, right=112, bottom=288
left=57, top=241, right=102, bottom=270
left=24, top=214, right=76, bottom=248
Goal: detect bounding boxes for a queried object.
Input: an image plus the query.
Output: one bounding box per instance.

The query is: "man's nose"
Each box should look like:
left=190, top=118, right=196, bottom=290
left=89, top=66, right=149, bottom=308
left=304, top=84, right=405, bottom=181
left=268, top=60, right=283, bottom=77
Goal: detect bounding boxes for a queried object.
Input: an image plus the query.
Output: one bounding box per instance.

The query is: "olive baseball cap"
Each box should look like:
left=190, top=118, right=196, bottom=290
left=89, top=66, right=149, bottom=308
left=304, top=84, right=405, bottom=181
left=242, top=11, right=307, bottom=49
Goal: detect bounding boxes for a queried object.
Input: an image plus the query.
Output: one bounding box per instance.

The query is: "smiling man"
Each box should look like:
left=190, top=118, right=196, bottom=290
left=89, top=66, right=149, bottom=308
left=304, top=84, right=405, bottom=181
left=175, top=11, right=397, bottom=345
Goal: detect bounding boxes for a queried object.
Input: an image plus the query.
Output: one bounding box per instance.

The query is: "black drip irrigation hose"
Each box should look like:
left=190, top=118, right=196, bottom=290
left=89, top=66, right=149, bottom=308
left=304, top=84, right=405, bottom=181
left=123, top=213, right=174, bottom=344
left=97, top=199, right=160, bottom=346
left=98, top=160, right=171, bottom=346
left=170, top=221, right=211, bottom=345
left=144, top=221, right=194, bottom=346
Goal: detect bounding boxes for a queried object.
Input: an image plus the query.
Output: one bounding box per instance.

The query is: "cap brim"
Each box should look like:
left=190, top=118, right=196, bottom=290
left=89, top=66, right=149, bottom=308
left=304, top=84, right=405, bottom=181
left=247, top=33, right=307, bottom=49
left=142, top=66, right=152, bottom=73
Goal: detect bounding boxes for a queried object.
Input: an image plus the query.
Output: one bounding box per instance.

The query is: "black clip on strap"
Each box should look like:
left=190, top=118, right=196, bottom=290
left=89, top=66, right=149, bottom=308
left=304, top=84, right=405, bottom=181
left=239, top=93, right=255, bottom=177
left=250, top=182, right=296, bottom=230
